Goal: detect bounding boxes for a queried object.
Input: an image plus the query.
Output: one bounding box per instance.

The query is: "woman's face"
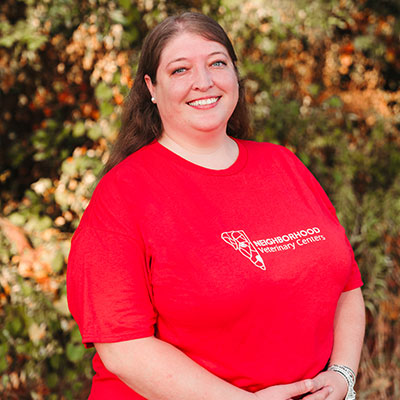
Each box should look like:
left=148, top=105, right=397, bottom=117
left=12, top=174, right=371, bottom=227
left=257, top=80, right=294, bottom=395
left=145, top=32, right=239, bottom=142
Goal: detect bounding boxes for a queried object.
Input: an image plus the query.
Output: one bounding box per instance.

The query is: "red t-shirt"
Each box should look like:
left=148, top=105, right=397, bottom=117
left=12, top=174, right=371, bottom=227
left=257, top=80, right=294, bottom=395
left=67, top=139, right=362, bottom=399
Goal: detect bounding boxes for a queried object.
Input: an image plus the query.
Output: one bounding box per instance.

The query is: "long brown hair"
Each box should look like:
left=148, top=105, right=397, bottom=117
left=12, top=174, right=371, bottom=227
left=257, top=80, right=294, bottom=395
left=103, top=12, right=251, bottom=174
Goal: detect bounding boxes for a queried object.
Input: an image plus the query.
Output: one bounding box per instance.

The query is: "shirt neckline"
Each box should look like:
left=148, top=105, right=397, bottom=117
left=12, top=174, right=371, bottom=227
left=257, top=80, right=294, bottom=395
left=149, top=137, right=248, bottom=176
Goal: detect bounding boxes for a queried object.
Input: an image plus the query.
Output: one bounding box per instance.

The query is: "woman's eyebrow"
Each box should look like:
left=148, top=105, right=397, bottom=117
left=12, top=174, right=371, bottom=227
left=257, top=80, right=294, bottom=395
left=166, top=57, right=188, bottom=67
left=166, top=51, right=229, bottom=67
left=208, top=51, right=229, bottom=57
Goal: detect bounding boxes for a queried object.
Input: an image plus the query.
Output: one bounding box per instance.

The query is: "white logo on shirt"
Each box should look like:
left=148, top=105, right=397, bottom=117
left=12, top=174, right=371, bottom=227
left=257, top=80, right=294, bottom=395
left=221, top=227, right=326, bottom=270
left=221, top=230, right=266, bottom=270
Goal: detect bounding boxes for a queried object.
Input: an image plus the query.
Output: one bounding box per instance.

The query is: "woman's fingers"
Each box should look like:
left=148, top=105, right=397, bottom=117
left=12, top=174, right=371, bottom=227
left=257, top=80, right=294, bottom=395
left=256, top=378, right=319, bottom=399
left=255, top=377, right=333, bottom=400
left=301, top=385, right=333, bottom=400
left=284, top=379, right=314, bottom=397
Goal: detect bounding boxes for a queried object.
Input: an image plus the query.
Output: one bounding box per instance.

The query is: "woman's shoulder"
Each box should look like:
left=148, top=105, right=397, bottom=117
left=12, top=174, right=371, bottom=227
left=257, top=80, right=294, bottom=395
left=81, top=143, right=158, bottom=225
left=237, top=138, right=287, bottom=151
left=237, top=138, right=298, bottom=162
left=98, top=142, right=158, bottom=190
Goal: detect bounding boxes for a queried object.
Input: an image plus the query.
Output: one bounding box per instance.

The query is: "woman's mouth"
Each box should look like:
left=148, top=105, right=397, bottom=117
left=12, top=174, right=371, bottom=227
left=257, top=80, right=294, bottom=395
left=187, top=96, right=221, bottom=107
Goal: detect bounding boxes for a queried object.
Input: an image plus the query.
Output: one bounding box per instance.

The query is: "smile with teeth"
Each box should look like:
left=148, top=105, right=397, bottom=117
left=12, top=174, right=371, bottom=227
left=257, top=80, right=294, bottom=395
left=187, top=97, right=220, bottom=106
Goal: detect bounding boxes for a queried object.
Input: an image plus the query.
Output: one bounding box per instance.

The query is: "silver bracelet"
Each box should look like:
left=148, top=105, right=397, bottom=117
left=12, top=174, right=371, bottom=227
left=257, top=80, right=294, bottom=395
left=328, top=364, right=356, bottom=400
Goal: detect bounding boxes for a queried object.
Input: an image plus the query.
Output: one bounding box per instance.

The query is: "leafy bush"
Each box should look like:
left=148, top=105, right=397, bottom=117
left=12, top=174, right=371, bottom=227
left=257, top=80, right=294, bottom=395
left=0, top=0, right=399, bottom=398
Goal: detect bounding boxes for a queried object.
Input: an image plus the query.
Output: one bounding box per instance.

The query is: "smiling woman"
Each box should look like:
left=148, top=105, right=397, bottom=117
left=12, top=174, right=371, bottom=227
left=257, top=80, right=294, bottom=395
left=144, top=32, right=240, bottom=168
left=67, top=11, right=365, bottom=400
left=98, top=12, right=251, bottom=176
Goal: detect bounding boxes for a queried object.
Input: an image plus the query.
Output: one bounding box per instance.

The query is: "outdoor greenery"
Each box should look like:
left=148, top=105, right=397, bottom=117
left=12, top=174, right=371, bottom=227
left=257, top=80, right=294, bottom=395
left=0, top=0, right=399, bottom=398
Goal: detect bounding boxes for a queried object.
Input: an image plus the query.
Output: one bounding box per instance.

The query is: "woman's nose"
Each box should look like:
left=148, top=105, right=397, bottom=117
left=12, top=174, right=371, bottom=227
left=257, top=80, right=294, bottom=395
left=192, top=67, right=214, bottom=91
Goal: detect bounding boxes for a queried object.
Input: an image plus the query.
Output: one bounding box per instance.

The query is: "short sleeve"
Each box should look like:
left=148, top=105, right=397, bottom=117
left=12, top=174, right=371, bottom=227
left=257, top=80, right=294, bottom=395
left=279, top=146, right=363, bottom=292
left=66, top=169, right=157, bottom=347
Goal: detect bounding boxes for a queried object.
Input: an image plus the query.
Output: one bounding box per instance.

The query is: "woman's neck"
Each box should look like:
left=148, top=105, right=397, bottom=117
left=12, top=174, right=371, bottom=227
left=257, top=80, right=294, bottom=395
left=158, top=132, right=239, bottom=170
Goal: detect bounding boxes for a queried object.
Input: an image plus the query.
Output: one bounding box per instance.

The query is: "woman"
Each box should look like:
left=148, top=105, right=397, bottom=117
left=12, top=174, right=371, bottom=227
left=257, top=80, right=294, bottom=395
left=67, top=12, right=365, bottom=400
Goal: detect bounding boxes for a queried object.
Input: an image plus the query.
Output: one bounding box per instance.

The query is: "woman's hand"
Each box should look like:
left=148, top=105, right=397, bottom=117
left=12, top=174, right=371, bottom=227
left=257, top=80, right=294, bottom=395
left=301, top=371, right=347, bottom=400
left=254, top=378, right=333, bottom=400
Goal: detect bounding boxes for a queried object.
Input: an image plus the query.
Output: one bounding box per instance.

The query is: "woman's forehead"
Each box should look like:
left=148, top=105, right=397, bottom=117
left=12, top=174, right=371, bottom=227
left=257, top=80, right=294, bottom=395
left=158, top=33, right=229, bottom=66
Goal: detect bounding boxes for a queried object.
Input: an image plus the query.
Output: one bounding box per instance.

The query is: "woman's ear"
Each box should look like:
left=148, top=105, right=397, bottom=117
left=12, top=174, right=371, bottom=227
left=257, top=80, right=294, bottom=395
left=144, top=74, right=155, bottom=98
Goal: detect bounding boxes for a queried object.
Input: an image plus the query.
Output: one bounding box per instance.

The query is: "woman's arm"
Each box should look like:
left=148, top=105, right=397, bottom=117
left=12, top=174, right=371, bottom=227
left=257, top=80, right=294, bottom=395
left=95, top=336, right=329, bottom=400
left=303, top=287, right=366, bottom=399
left=329, top=287, right=366, bottom=372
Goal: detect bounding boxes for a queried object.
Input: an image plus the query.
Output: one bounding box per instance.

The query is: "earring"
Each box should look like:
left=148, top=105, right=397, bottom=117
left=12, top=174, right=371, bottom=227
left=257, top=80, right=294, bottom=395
left=151, top=97, right=156, bottom=103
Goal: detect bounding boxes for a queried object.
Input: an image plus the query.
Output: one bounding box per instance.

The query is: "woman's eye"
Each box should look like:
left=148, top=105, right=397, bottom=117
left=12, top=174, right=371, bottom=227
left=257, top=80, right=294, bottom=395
left=172, top=67, right=187, bottom=75
left=212, top=61, right=227, bottom=67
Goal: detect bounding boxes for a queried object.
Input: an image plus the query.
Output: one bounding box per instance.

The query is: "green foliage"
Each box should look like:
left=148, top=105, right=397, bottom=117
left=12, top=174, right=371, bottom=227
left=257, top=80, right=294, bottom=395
left=0, top=0, right=399, bottom=398
left=0, top=20, right=48, bottom=50
left=0, top=249, right=95, bottom=398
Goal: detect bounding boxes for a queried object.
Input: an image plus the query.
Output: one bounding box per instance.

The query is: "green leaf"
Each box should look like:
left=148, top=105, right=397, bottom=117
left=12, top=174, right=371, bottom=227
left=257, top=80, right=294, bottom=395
left=50, top=354, right=62, bottom=370
left=95, top=82, right=113, bottom=102
left=0, top=357, right=8, bottom=373
left=0, top=36, right=15, bottom=47
left=100, top=102, right=114, bottom=117
left=71, top=325, right=83, bottom=343
left=73, top=121, right=86, bottom=137
left=0, top=343, right=9, bottom=358
left=9, top=317, right=24, bottom=336
left=326, top=96, right=343, bottom=108
left=110, top=10, right=126, bottom=25
left=52, top=251, right=65, bottom=273
left=66, top=343, right=85, bottom=362
left=47, top=372, right=59, bottom=389
left=8, top=213, right=26, bottom=226
left=308, top=83, right=320, bottom=97
left=354, top=35, right=375, bottom=52
left=26, top=215, right=53, bottom=231
left=27, top=35, right=48, bottom=51
left=88, top=125, right=103, bottom=141
left=118, top=0, right=131, bottom=10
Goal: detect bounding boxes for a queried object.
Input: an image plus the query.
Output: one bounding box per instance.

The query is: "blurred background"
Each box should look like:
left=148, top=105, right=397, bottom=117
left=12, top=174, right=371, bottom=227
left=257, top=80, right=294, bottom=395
left=0, top=0, right=399, bottom=398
